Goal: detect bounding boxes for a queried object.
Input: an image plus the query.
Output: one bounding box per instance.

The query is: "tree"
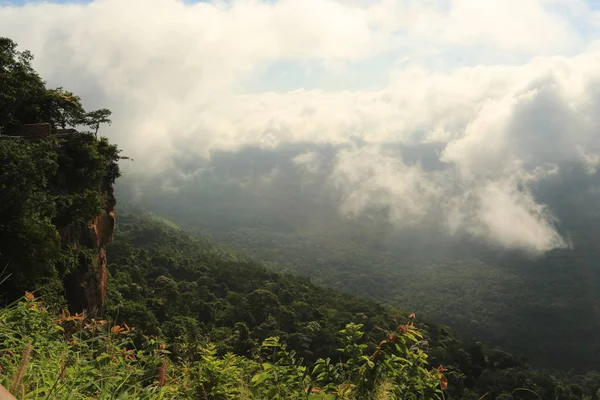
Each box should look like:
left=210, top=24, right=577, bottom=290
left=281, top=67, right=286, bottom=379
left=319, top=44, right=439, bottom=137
left=0, top=37, right=46, bottom=134
left=82, top=108, right=112, bottom=138
left=0, top=37, right=112, bottom=136
left=42, top=88, right=85, bottom=129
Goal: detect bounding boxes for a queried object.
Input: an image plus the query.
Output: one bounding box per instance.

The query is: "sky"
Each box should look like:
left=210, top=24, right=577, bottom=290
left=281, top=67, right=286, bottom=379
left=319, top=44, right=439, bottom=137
left=2, top=0, right=600, bottom=252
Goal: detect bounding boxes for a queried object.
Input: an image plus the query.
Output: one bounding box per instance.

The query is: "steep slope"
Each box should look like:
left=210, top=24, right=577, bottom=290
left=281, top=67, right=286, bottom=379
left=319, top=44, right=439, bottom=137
left=0, top=133, right=120, bottom=311
left=105, top=210, right=600, bottom=399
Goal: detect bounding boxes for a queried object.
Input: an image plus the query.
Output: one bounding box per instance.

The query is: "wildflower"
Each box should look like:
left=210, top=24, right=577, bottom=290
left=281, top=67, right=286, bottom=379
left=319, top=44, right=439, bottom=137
left=387, top=333, right=399, bottom=343
left=111, top=325, right=125, bottom=334
left=55, top=309, right=84, bottom=324
left=24, top=292, right=34, bottom=301
left=408, top=313, right=416, bottom=319
left=440, top=373, right=448, bottom=390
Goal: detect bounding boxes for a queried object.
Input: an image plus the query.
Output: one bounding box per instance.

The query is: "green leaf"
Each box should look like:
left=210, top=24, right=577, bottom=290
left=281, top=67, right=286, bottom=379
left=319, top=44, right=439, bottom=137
left=251, top=371, right=271, bottom=385
left=262, top=362, right=274, bottom=370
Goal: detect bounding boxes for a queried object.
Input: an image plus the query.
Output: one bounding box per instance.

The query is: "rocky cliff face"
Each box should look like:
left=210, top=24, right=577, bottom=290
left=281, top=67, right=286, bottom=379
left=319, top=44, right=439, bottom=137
left=62, top=186, right=115, bottom=314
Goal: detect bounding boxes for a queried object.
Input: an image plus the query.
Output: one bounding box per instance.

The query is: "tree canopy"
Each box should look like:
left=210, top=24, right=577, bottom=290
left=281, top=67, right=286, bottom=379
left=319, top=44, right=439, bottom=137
left=0, top=37, right=111, bottom=136
left=0, top=37, right=120, bottom=304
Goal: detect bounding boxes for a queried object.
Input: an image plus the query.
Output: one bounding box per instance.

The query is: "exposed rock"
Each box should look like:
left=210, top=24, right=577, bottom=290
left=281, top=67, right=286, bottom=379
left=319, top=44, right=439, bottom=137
left=63, top=198, right=115, bottom=314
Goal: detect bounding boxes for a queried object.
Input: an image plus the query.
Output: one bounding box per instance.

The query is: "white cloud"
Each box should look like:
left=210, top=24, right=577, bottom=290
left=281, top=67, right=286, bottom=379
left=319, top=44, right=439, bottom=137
left=329, top=145, right=439, bottom=224
left=2, top=0, right=600, bottom=251
left=437, top=0, right=576, bottom=52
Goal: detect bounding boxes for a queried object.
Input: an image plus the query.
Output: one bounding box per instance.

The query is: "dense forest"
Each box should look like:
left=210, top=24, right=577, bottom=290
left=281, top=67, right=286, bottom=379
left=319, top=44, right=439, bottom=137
left=2, top=37, right=600, bottom=399
left=5, top=209, right=600, bottom=399
left=119, top=151, right=600, bottom=371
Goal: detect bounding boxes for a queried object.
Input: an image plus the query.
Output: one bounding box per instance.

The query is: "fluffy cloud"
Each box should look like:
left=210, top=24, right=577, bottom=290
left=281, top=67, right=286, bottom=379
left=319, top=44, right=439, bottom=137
left=2, top=0, right=600, bottom=251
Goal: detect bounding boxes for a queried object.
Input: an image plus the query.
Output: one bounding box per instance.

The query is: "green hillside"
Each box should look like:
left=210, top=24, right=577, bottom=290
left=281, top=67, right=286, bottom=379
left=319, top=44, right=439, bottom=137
left=121, top=165, right=600, bottom=371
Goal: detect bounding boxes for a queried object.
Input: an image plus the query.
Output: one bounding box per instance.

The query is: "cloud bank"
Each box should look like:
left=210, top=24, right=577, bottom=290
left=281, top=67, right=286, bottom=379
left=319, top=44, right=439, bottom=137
left=2, top=0, right=600, bottom=252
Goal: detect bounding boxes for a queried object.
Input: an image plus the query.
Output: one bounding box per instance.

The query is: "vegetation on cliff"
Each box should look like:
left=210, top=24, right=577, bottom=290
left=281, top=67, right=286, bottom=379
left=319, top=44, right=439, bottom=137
left=0, top=37, right=120, bottom=307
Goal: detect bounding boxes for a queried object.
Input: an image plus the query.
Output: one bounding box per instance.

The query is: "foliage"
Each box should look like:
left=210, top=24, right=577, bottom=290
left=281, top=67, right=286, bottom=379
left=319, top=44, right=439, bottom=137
left=0, top=294, right=448, bottom=399
left=106, top=211, right=600, bottom=399
left=0, top=294, right=190, bottom=399
left=0, top=37, right=120, bottom=305
left=107, top=211, right=398, bottom=364
left=0, top=37, right=113, bottom=135
left=0, top=134, right=120, bottom=303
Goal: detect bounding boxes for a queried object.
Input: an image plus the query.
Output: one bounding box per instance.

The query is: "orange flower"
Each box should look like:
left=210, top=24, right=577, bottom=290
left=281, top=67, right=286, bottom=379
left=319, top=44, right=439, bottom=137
left=24, top=292, right=35, bottom=301
left=440, top=374, right=448, bottom=390
left=111, top=325, right=125, bottom=334
left=398, top=324, right=410, bottom=334
left=55, top=309, right=84, bottom=324
left=408, top=313, right=416, bottom=319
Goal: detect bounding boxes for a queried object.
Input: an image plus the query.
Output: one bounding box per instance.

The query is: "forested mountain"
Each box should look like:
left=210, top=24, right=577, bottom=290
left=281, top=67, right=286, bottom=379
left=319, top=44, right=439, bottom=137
left=119, top=147, right=600, bottom=371
left=80, top=209, right=600, bottom=398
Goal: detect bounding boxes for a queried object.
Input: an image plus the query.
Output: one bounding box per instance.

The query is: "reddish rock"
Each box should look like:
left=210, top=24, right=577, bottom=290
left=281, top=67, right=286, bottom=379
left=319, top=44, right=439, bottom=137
left=63, top=201, right=115, bottom=314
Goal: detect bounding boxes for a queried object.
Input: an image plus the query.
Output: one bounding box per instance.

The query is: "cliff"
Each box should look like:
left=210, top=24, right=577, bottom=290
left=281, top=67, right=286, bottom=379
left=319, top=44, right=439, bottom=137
left=62, top=184, right=116, bottom=314
left=0, top=131, right=120, bottom=313
left=0, top=38, right=120, bottom=313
